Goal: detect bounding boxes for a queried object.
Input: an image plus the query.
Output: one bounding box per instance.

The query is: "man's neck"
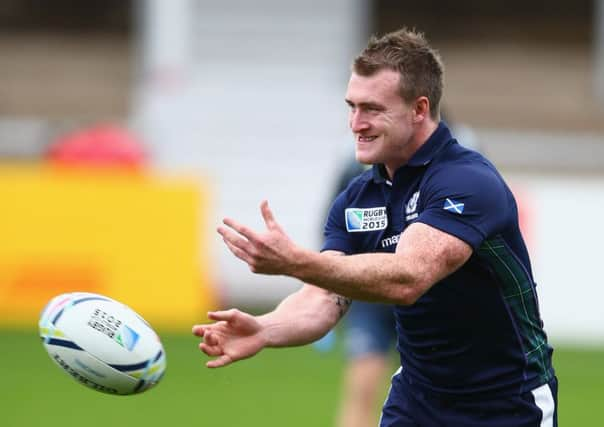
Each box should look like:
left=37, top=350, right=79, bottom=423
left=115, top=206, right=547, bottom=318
left=384, top=119, right=439, bottom=179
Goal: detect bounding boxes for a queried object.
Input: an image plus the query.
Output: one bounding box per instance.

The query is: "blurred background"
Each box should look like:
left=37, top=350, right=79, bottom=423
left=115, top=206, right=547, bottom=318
left=0, top=1, right=602, bottom=426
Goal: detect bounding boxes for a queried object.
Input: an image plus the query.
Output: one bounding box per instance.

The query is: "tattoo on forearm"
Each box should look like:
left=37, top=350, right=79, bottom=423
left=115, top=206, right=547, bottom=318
left=334, top=295, right=352, bottom=318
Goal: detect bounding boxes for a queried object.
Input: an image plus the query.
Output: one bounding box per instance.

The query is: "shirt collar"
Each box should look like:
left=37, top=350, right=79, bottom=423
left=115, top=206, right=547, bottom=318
left=371, top=164, right=389, bottom=184
left=372, top=121, right=453, bottom=183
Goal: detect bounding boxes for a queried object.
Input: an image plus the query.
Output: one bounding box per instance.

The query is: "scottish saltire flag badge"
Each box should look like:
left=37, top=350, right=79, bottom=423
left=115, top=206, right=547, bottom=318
left=443, top=198, right=464, bottom=214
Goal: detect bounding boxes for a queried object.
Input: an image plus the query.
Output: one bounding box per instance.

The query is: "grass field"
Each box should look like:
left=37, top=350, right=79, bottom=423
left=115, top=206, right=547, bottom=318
left=2, top=329, right=602, bottom=426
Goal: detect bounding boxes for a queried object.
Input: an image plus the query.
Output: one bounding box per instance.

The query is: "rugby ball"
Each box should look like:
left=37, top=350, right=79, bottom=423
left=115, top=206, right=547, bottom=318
left=39, top=292, right=166, bottom=395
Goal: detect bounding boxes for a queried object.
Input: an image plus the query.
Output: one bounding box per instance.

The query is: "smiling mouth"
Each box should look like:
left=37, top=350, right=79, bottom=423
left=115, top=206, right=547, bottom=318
left=357, top=136, right=377, bottom=143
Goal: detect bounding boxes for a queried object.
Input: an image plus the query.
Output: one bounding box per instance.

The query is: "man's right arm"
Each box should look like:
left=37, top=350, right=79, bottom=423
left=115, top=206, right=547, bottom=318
left=258, top=282, right=351, bottom=348
left=192, top=251, right=350, bottom=367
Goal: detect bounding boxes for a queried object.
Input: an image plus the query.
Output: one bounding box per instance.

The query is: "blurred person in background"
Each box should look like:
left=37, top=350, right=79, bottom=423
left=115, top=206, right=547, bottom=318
left=336, top=297, right=394, bottom=427
left=193, top=28, right=557, bottom=426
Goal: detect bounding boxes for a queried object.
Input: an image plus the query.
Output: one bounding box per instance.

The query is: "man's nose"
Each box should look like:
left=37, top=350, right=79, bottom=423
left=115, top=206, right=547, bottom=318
left=350, top=111, right=369, bottom=132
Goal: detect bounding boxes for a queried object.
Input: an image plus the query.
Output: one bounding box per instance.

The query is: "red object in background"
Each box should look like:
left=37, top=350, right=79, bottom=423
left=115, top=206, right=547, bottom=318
left=511, top=185, right=535, bottom=253
left=46, top=125, right=147, bottom=169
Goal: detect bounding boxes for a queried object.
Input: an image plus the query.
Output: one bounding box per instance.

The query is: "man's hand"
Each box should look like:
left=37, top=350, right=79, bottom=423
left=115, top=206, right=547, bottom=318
left=217, top=200, right=300, bottom=275
left=192, top=309, right=267, bottom=368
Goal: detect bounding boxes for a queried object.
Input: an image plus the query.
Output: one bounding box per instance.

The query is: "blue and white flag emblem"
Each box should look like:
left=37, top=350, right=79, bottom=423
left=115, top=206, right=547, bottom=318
left=116, top=325, right=140, bottom=351
left=443, top=198, right=464, bottom=214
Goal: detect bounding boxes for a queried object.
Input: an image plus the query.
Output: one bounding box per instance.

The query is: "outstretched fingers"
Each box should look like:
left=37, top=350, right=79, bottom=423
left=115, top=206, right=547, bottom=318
left=199, top=340, right=222, bottom=356
left=260, top=200, right=286, bottom=234
left=222, top=218, right=262, bottom=244
left=260, top=200, right=276, bottom=229
left=191, top=324, right=207, bottom=337
left=193, top=320, right=230, bottom=365
left=218, top=224, right=252, bottom=249
left=192, top=309, right=262, bottom=369
left=206, top=355, right=233, bottom=368
left=207, top=309, right=239, bottom=322
left=200, top=339, right=233, bottom=368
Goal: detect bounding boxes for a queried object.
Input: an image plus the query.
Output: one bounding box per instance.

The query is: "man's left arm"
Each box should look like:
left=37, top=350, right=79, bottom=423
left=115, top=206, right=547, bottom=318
left=293, top=220, right=471, bottom=304
left=218, top=200, right=472, bottom=306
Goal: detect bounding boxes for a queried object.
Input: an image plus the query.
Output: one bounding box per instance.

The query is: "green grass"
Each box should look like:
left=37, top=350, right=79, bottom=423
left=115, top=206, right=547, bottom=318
left=2, top=329, right=343, bottom=427
left=553, top=345, right=604, bottom=426
left=1, top=329, right=602, bottom=426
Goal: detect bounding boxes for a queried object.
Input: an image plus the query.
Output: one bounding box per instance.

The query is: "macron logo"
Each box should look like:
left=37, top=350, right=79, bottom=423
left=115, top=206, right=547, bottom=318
left=443, top=198, right=464, bottom=214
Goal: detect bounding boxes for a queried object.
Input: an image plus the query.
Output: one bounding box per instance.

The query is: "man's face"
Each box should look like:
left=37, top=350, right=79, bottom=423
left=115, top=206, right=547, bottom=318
left=345, top=69, right=415, bottom=171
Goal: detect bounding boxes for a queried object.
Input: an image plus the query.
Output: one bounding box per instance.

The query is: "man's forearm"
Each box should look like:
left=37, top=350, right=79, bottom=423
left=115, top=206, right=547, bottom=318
left=257, top=285, right=349, bottom=348
left=291, top=249, right=418, bottom=304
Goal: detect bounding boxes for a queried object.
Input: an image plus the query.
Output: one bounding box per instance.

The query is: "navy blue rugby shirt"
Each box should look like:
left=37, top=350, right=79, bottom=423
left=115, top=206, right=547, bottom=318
left=322, top=122, right=554, bottom=397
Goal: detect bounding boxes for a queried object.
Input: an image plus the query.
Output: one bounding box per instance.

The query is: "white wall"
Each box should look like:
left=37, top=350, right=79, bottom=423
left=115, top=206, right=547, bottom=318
left=132, top=0, right=369, bottom=306
left=503, top=172, right=604, bottom=344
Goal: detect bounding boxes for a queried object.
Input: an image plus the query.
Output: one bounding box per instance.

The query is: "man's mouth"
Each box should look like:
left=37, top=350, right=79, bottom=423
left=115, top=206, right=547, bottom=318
left=358, top=136, right=377, bottom=142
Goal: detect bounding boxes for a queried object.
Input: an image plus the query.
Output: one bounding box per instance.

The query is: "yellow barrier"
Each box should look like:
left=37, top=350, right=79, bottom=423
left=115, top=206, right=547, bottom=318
left=0, top=165, right=216, bottom=330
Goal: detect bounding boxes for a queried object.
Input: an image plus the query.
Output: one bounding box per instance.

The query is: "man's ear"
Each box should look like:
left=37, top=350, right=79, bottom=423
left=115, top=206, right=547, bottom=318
left=412, top=96, right=430, bottom=123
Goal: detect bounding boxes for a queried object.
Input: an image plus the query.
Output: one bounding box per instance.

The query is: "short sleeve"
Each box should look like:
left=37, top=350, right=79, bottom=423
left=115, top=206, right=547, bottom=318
left=321, top=191, right=354, bottom=254
left=415, top=163, right=515, bottom=250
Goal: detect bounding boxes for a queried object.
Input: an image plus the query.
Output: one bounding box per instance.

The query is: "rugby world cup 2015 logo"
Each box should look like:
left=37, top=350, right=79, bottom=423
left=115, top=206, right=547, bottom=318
left=345, top=207, right=388, bottom=232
